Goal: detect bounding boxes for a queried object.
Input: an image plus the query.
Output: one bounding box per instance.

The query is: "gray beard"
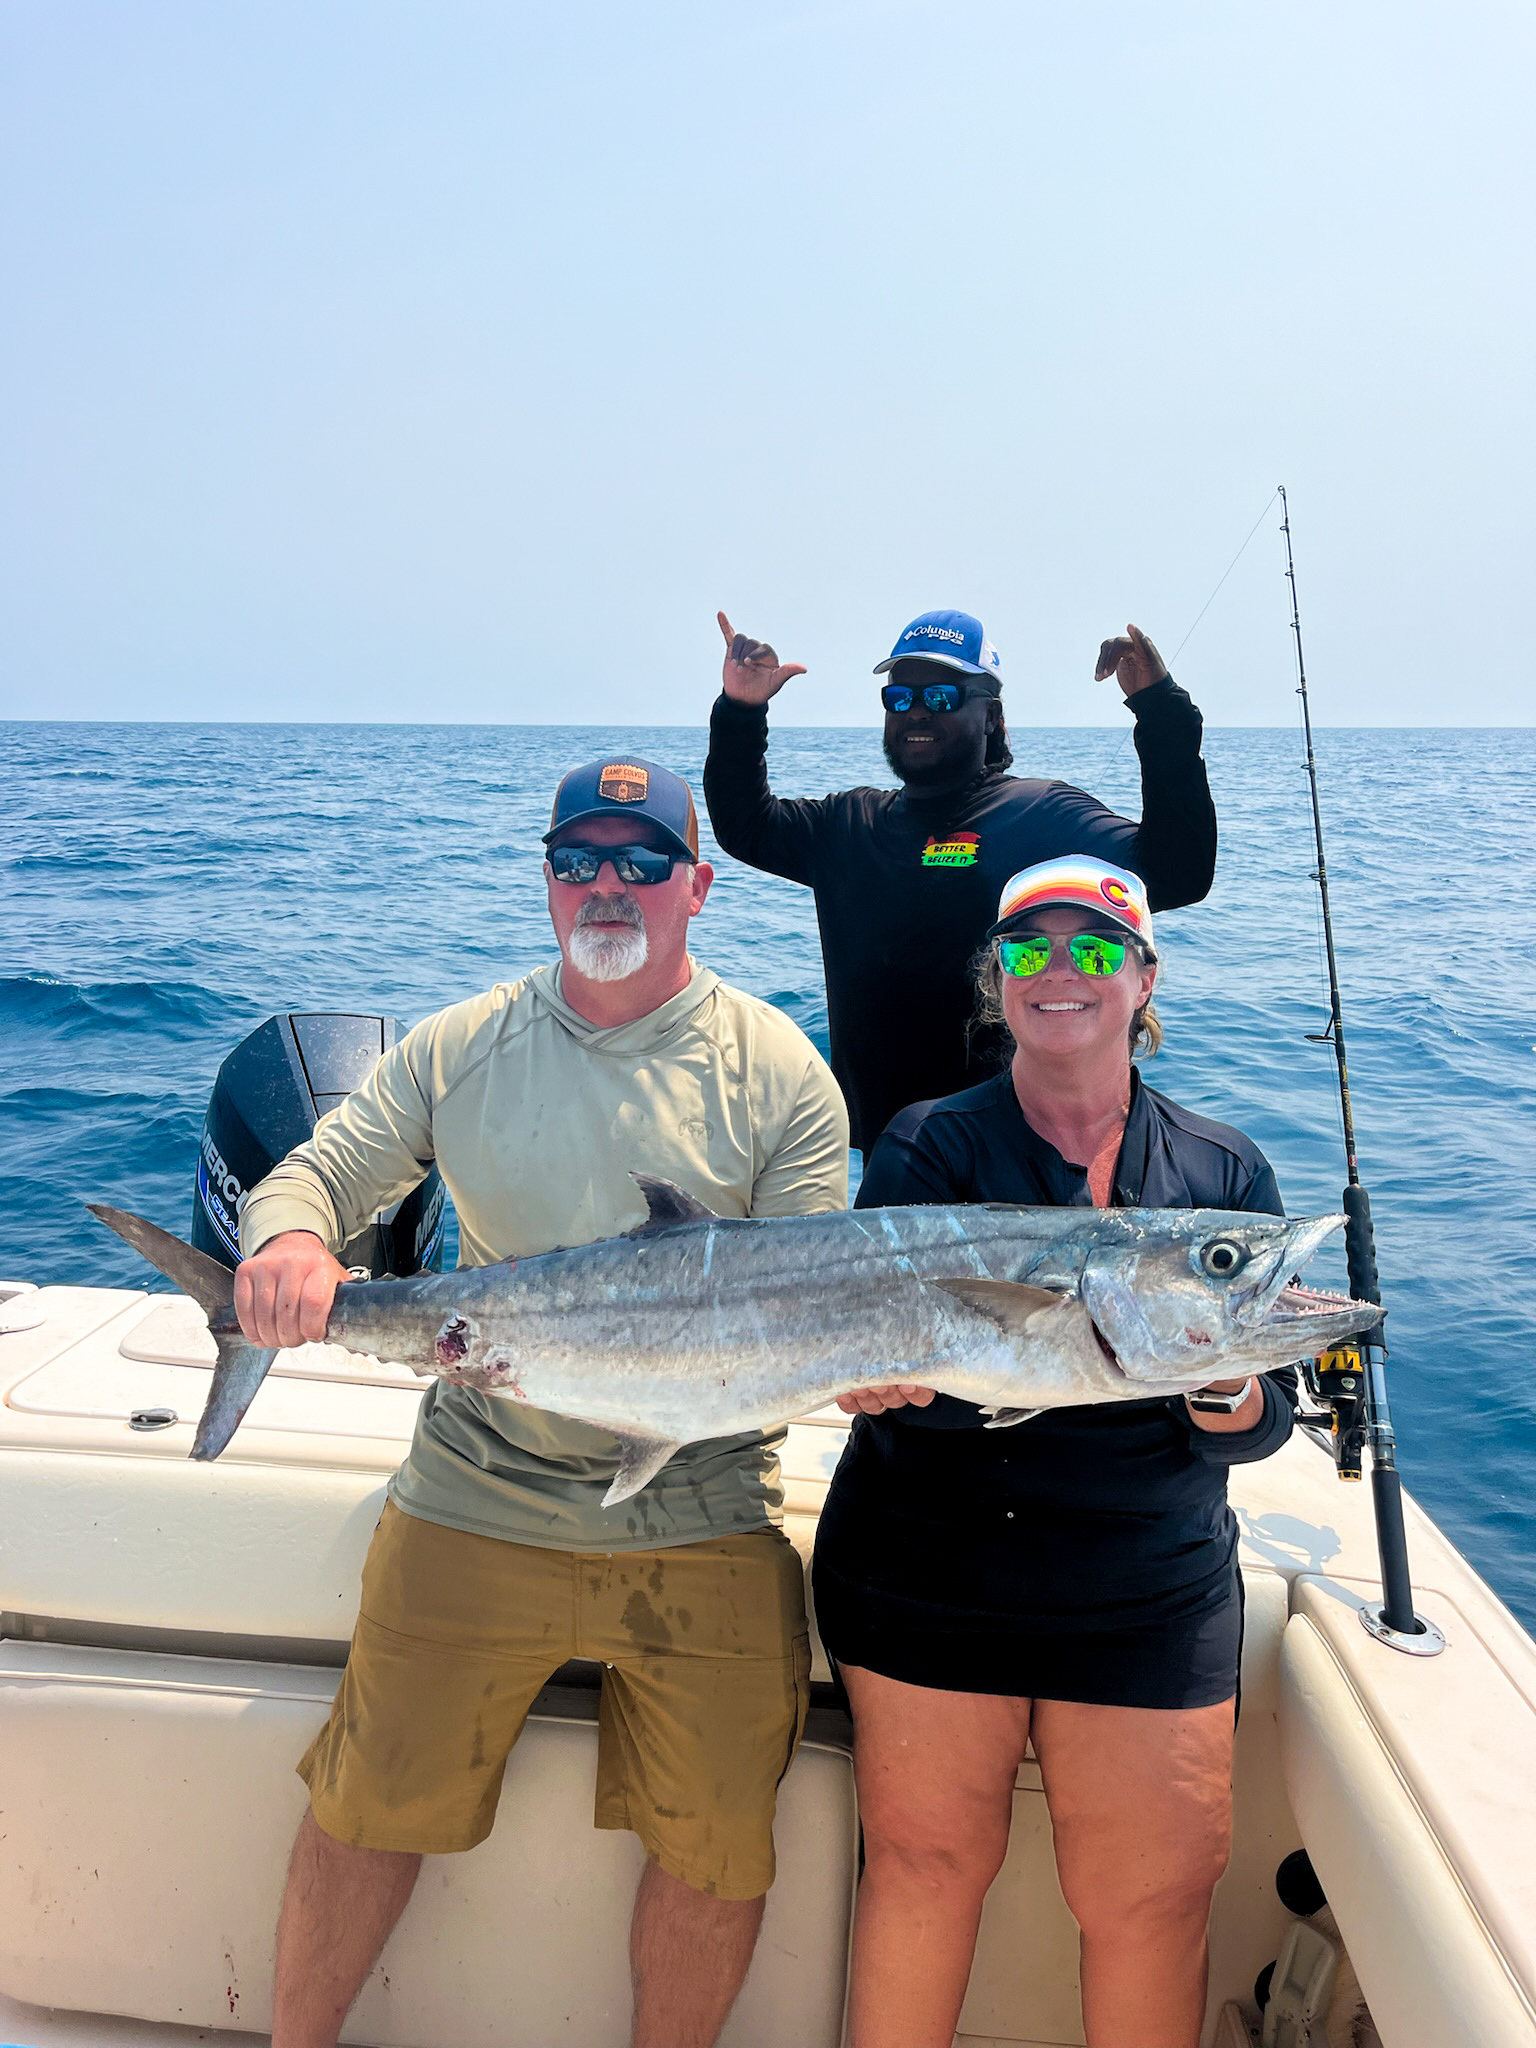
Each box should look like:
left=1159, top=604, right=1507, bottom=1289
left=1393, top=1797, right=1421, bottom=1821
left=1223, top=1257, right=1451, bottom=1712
left=567, top=914, right=650, bottom=983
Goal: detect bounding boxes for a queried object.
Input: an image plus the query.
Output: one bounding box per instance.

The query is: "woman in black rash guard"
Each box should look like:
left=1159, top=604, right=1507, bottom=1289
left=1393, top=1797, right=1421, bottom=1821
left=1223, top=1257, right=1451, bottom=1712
left=812, top=855, right=1298, bottom=2048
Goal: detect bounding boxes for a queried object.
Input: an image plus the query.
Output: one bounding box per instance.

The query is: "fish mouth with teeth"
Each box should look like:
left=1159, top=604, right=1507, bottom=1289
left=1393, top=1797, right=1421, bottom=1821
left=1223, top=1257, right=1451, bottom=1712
left=1079, top=1213, right=1378, bottom=1384
left=1267, top=1276, right=1374, bottom=1328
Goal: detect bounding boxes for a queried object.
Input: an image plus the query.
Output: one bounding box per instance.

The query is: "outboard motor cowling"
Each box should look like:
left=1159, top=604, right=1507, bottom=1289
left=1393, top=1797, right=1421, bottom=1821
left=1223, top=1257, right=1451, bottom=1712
left=192, top=1013, right=446, bottom=1277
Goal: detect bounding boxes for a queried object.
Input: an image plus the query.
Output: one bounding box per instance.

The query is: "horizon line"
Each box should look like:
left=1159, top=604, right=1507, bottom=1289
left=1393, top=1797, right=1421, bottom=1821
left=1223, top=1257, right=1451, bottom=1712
left=4, top=717, right=1532, bottom=733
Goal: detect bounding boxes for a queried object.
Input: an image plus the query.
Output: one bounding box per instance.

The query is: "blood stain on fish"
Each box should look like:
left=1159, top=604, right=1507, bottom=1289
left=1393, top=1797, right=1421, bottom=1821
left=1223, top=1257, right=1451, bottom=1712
left=434, top=1316, right=471, bottom=1367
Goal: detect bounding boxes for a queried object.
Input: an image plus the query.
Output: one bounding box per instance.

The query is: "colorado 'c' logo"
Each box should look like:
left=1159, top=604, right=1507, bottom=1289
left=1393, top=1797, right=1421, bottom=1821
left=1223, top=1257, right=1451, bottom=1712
left=1100, top=876, right=1131, bottom=909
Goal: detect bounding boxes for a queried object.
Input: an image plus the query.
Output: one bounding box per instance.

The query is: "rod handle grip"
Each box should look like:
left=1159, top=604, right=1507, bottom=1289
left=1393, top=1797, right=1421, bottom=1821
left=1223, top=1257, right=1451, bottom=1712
left=1342, top=1183, right=1382, bottom=1308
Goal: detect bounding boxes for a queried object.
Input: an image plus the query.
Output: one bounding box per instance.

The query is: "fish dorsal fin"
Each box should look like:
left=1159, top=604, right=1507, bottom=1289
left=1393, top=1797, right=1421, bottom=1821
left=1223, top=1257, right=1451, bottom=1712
left=930, top=1278, right=1073, bottom=1335
left=601, top=1430, right=683, bottom=1507
left=627, top=1173, right=719, bottom=1234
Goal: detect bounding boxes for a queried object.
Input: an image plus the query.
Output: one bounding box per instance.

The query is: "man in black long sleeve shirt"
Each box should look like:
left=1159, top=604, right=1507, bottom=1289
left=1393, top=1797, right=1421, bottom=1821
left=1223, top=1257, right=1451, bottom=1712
left=703, top=607, right=1218, bottom=1152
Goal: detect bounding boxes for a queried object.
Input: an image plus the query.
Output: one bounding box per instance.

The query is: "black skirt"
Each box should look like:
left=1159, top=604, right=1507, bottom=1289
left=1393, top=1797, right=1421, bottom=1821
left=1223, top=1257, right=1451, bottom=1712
left=812, top=1416, right=1244, bottom=1712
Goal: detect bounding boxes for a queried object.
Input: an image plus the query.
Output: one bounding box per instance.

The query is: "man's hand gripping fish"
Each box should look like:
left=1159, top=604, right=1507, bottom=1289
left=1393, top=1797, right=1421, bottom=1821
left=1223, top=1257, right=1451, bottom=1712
left=90, top=1178, right=1377, bottom=1505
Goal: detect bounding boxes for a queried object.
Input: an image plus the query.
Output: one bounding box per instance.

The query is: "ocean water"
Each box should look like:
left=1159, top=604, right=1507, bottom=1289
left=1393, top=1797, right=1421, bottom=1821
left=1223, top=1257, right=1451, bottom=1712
left=3, top=720, right=1534, bottom=1632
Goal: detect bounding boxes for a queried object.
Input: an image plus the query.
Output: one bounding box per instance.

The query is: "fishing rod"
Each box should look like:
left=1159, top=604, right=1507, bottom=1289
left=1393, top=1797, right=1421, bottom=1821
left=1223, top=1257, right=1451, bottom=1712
left=1279, top=486, right=1443, bottom=1655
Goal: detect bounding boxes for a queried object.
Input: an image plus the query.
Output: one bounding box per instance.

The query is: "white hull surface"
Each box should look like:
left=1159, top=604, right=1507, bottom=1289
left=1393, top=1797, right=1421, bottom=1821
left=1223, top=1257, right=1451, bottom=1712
left=2, top=1275, right=1533, bottom=2048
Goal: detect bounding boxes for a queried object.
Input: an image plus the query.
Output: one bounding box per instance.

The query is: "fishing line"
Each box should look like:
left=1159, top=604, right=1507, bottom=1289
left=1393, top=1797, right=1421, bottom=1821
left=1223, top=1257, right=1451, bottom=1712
left=1278, top=484, right=1440, bottom=1653
left=1169, top=487, right=1281, bottom=666
left=1083, top=486, right=1282, bottom=791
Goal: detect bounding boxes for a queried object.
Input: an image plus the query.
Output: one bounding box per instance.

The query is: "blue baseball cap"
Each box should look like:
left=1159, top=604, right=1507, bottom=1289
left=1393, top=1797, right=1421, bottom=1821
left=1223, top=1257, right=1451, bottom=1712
left=874, top=609, right=1002, bottom=681
left=544, top=756, right=700, bottom=861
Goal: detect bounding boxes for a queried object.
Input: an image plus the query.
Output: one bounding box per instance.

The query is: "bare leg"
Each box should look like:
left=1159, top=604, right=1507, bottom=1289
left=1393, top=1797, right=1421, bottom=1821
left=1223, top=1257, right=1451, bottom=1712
left=270, top=1809, right=422, bottom=2048
left=1031, top=1697, right=1235, bottom=2048
left=629, top=1857, right=766, bottom=2048
left=841, top=1664, right=1030, bottom=2048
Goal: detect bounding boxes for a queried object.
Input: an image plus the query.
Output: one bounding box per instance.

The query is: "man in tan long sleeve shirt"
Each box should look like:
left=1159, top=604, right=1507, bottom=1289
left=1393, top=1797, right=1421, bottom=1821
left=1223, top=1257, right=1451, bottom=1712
left=236, top=756, right=848, bottom=2048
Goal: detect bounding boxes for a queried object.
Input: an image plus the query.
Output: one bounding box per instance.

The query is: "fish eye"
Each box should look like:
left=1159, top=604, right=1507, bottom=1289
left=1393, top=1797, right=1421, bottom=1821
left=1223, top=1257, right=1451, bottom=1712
left=1199, top=1238, right=1248, bottom=1279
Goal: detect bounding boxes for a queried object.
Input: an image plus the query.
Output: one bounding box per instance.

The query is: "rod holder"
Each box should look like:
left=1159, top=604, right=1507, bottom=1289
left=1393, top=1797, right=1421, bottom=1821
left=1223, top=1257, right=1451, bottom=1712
left=1359, top=1462, right=1446, bottom=1655
left=1359, top=1603, right=1447, bottom=1656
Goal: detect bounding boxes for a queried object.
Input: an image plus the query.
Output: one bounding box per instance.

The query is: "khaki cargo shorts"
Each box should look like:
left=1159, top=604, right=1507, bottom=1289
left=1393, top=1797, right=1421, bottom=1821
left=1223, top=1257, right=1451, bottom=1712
left=299, top=1502, right=811, bottom=1900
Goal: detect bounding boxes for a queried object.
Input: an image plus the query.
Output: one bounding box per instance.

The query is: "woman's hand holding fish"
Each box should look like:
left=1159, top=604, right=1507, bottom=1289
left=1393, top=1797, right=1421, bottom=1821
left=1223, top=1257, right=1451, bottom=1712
left=235, top=1230, right=351, bottom=1349
left=835, top=1384, right=938, bottom=1416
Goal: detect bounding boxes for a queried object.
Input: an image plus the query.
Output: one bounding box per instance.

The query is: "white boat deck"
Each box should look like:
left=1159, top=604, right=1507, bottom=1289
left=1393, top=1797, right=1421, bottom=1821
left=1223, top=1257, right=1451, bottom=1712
left=2, top=1276, right=1534, bottom=2048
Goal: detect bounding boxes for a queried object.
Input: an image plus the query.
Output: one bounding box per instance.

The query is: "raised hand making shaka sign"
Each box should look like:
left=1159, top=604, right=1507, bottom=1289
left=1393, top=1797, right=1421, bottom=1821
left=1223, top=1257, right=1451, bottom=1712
left=718, top=611, right=807, bottom=706
left=1094, top=622, right=1171, bottom=699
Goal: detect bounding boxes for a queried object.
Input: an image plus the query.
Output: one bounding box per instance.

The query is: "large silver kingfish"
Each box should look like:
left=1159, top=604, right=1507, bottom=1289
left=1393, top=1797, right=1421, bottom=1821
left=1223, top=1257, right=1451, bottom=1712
left=89, top=1177, right=1377, bottom=1505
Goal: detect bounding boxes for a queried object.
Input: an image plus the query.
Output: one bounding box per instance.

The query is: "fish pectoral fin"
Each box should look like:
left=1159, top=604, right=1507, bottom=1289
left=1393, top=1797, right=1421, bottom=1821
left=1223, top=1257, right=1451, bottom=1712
left=601, top=1430, right=684, bottom=1508
left=930, top=1279, right=1074, bottom=1335
left=980, top=1406, right=1042, bottom=1430
left=627, top=1173, right=720, bottom=1234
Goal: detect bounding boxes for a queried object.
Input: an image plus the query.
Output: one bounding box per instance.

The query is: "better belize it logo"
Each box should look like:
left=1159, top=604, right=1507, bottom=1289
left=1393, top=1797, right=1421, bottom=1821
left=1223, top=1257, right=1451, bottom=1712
left=921, top=832, right=980, bottom=868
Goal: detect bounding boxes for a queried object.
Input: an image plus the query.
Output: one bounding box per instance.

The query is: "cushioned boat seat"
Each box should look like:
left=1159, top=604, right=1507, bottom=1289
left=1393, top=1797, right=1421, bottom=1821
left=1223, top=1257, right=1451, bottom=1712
left=0, top=1641, right=856, bottom=2046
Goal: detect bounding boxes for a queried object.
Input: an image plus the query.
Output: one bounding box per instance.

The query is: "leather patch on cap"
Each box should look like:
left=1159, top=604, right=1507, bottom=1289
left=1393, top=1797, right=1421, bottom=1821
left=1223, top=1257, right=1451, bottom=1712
left=598, top=762, right=649, bottom=803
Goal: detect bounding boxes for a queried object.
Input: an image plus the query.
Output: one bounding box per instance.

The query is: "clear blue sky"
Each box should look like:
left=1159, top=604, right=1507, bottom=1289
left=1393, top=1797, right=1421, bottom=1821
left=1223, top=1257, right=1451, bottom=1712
left=2, top=1, right=1531, bottom=726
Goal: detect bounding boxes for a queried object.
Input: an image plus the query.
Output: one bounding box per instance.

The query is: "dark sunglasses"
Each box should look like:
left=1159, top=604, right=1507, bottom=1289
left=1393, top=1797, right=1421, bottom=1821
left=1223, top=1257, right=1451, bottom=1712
left=548, top=843, right=687, bottom=885
left=880, top=679, right=983, bottom=715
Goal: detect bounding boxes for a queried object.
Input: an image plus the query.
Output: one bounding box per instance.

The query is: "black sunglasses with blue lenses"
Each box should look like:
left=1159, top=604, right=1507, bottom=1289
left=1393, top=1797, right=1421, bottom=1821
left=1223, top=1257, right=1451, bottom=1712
left=548, top=843, right=686, bottom=885
left=880, top=679, right=980, bottom=715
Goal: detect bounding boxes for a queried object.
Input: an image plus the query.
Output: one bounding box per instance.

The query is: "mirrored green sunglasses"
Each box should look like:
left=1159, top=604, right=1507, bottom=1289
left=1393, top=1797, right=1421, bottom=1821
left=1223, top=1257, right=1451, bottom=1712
left=998, top=932, right=1132, bottom=979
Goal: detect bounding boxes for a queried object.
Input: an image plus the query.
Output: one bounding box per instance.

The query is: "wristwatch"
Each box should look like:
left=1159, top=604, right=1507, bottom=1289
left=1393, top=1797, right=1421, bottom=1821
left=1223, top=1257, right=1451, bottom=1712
left=1185, top=1377, right=1256, bottom=1415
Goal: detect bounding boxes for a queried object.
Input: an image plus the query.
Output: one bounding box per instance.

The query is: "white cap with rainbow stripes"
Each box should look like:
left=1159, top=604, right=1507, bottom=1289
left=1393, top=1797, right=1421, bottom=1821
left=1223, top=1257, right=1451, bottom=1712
left=985, top=857, right=1155, bottom=951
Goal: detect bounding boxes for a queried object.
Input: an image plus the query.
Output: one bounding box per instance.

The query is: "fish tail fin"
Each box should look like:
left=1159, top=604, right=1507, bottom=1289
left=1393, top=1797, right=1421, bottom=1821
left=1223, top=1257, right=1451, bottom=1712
left=86, top=1202, right=276, bottom=1461
left=87, top=1203, right=235, bottom=1321
left=189, top=1334, right=279, bottom=1461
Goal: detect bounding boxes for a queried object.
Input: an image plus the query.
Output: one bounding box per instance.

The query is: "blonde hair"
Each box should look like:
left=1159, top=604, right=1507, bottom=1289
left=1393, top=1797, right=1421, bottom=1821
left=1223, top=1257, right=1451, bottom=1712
left=970, top=939, right=1163, bottom=1059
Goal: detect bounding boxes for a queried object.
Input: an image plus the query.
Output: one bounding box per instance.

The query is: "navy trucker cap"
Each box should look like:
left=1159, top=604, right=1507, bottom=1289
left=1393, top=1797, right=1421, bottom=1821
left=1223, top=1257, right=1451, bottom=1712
left=543, top=756, right=700, bottom=861
left=873, top=608, right=1002, bottom=680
